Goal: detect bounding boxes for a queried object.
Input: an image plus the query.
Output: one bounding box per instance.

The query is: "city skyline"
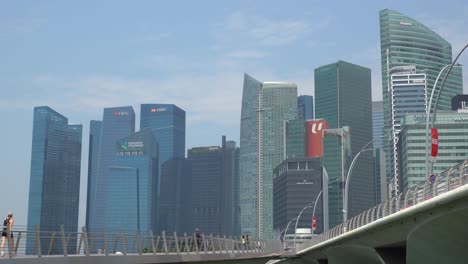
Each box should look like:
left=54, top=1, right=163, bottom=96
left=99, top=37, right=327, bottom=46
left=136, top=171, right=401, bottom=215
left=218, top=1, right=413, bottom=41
left=2, top=1, right=468, bottom=228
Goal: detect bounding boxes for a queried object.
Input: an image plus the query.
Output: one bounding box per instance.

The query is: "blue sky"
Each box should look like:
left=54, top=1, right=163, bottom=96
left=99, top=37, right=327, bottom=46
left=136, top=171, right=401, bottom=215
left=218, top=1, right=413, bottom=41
left=1, top=0, right=467, bottom=227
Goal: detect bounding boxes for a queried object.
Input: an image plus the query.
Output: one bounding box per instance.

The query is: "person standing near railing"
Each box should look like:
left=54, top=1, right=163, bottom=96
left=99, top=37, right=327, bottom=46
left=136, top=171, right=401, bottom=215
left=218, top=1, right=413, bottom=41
left=1, top=212, right=14, bottom=257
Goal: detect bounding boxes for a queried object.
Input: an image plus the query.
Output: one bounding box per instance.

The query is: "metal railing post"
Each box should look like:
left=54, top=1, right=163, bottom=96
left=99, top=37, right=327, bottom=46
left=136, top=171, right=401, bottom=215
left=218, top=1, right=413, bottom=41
left=162, top=231, right=168, bottom=254
left=193, top=233, right=199, bottom=253
left=35, top=225, right=42, bottom=257
left=6, top=223, right=13, bottom=258
left=60, top=225, right=67, bottom=256
left=47, top=232, right=56, bottom=255
left=82, top=226, right=89, bottom=256
left=150, top=231, right=156, bottom=255
left=136, top=230, right=142, bottom=255
left=174, top=232, right=180, bottom=254
left=183, top=233, right=189, bottom=254
left=208, top=234, right=214, bottom=252
left=120, top=230, right=127, bottom=255
left=15, top=231, right=21, bottom=256
left=223, top=235, right=228, bottom=253
left=202, top=234, right=208, bottom=254
left=102, top=229, right=108, bottom=255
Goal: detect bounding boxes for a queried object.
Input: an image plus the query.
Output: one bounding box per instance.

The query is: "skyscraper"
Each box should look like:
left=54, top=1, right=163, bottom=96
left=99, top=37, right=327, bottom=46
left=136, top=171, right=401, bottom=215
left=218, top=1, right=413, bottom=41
left=298, top=95, right=314, bottom=120
left=187, top=136, right=240, bottom=236
left=158, top=157, right=191, bottom=233
left=109, top=128, right=159, bottom=234
left=372, top=101, right=384, bottom=151
left=315, top=61, right=374, bottom=227
left=26, top=106, right=82, bottom=255
left=239, top=73, right=298, bottom=239
left=399, top=112, right=468, bottom=191
left=87, top=106, right=135, bottom=234
left=284, top=119, right=306, bottom=158
left=380, top=9, right=463, bottom=194
left=372, top=102, right=385, bottom=204
left=86, top=120, right=102, bottom=229
left=140, top=104, right=186, bottom=189
left=273, top=158, right=323, bottom=236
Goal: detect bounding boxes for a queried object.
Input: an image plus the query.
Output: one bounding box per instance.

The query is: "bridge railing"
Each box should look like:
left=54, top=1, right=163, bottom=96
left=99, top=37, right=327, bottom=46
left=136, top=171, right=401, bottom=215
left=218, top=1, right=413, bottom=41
left=2, top=225, right=282, bottom=259
left=296, top=160, right=468, bottom=252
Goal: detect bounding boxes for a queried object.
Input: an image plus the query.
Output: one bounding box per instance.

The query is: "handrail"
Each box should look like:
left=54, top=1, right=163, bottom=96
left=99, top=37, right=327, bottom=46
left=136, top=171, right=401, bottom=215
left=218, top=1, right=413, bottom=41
left=296, top=160, right=468, bottom=252
left=1, top=226, right=282, bottom=259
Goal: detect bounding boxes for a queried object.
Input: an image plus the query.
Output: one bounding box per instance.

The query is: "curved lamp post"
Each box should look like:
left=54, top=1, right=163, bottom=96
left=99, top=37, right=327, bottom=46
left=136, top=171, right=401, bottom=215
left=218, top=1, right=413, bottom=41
left=311, top=179, right=339, bottom=235
left=293, top=202, right=315, bottom=252
left=425, top=43, right=468, bottom=176
left=425, top=63, right=463, bottom=177
left=282, top=216, right=297, bottom=248
left=343, top=137, right=381, bottom=222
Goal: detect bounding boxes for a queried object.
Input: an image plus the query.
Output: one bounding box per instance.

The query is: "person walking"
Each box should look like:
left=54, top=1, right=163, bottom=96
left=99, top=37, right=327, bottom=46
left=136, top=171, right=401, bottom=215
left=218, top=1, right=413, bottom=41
left=1, top=212, right=14, bottom=257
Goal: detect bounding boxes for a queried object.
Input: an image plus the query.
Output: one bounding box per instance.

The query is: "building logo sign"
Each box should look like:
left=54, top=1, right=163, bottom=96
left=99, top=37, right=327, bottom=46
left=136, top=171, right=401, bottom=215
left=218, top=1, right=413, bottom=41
left=114, top=111, right=129, bottom=116
left=307, top=120, right=327, bottom=158
left=128, top=141, right=144, bottom=148
left=413, top=115, right=432, bottom=122
left=453, top=116, right=468, bottom=121
left=119, top=141, right=144, bottom=151
left=151, top=108, right=167, bottom=112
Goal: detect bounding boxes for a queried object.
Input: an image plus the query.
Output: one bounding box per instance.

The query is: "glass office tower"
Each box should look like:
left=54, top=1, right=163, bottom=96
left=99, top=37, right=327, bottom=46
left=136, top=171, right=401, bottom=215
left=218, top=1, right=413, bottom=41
left=372, top=101, right=386, bottom=204
left=86, top=120, right=102, bottom=229
left=239, top=73, right=298, bottom=239
left=372, top=101, right=384, bottom=150
left=140, top=104, right=185, bottom=189
left=380, top=9, right=463, bottom=195
left=87, top=106, right=135, bottom=235
left=284, top=119, right=306, bottom=158
left=26, top=106, right=82, bottom=255
left=186, top=136, right=239, bottom=236
left=298, top=95, right=314, bottom=120
left=399, top=112, right=468, bottom=191
left=315, top=61, right=374, bottom=228
left=108, top=128, right=159, bottom=234
left=158, top=157, right=192, bottom=234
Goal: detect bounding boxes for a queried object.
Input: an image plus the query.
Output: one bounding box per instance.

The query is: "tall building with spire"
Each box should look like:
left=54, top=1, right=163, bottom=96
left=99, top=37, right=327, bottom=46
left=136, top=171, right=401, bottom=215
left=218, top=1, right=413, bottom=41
left=380, top=9, right=463, bottom=195
left=239, top=73, right=297, bottom=239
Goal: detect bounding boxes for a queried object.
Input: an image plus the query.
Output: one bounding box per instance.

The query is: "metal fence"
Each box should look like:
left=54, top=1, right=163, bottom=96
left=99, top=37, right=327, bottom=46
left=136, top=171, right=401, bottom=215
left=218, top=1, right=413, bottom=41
left=2, top=225, right=281, bottom=259
left=296, top=160, right=468, bottom=252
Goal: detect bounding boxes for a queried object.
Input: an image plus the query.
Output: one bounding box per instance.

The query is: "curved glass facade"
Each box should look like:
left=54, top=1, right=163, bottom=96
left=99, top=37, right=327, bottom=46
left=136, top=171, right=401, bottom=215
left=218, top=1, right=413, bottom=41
left=380, top=9, right=463, bottom=193
left=380, top=9, right=462, bottom=112
left=239, top=74, right=298, bottom=239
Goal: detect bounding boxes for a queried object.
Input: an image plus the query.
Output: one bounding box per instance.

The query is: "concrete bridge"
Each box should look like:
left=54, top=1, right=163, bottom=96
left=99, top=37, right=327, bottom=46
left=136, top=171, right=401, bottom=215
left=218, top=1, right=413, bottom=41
left=281, top=160, right=468, bottom=264
left=2, top=161, right=468, bottom=264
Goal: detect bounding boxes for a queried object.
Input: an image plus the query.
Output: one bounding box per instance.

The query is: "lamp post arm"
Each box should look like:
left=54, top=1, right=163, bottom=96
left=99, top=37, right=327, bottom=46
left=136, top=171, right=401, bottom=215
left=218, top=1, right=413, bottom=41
left=311, top=179, right=338, bottom=235
left=282, top=217, right=297, bottom=245
left=425, top=64, right=453, bottom=177
left=311, top=190, right=322, bottom=235
left=293, top=203, right=313, bottom=252
left=343, top=150, right=363, bottom=222
left=432, top=44, right=468, bottom=128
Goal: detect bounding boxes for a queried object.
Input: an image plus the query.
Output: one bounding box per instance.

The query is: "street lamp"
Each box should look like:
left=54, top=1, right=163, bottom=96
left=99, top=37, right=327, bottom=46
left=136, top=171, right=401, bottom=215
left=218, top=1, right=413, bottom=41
left=343, top=138, right=380, bottom=222
left=282, top=217, right=297, bottom=249
left=424, top=62, right=463, bottom=177
left=293, top=202, right=315, bottom=252
left=311, top=179, right=339, bottom=235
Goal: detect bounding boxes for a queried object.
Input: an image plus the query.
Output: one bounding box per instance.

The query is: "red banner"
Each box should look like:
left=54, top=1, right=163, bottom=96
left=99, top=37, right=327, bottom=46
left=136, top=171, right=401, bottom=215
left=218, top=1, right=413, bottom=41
left=312, top=216, right=317, bottom=230
left=307, top=120, right=327, bottom=158
left=431, top=128, right=438, bottom=158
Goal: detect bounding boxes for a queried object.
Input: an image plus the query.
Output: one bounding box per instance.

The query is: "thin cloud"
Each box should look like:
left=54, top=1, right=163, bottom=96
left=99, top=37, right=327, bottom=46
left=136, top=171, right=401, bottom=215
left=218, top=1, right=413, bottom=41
left=214, top=11, right=326, bottom=47
left=21, top=73, right=244, bottom=127
left=0, top=17, right=44, bottom=38
left=227, top=50, right=268, bottom=59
